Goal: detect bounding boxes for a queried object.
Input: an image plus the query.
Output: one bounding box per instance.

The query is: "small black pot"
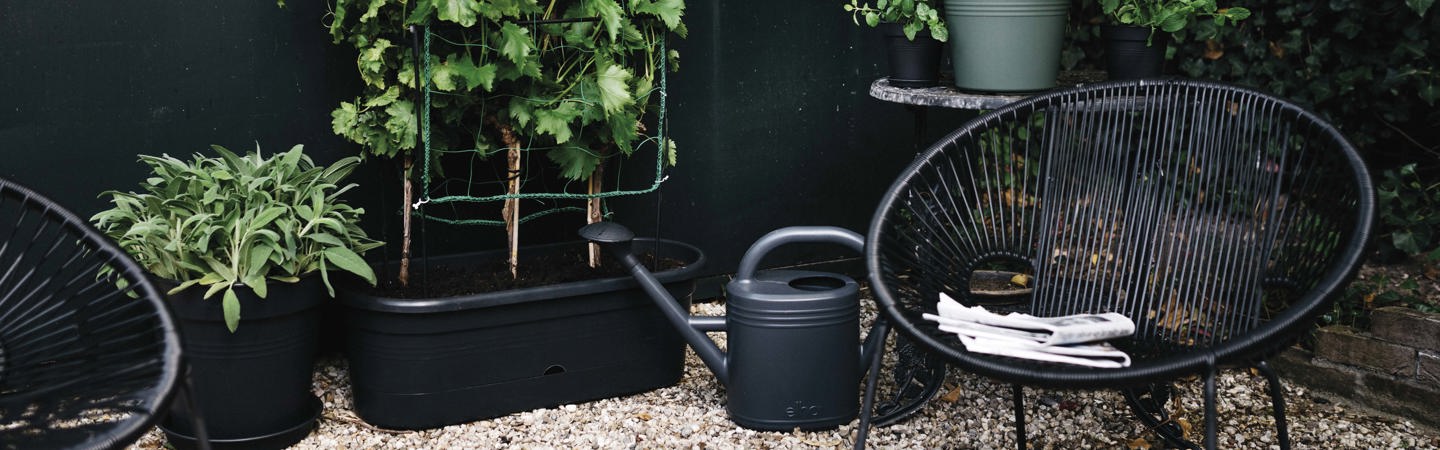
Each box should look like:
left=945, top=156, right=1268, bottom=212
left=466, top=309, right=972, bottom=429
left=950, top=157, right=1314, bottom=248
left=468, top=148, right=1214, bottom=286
left=160, top=277, right=324, bottom=450
left=880, top=23, right=944, bottom=88
left=1102, top=25, right=1168, bottom=80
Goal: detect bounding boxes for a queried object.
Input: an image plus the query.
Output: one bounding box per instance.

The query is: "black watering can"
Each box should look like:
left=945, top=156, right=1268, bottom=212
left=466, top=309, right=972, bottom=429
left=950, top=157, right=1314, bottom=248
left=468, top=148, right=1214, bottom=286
left=581, top=222, right=882, bottom=431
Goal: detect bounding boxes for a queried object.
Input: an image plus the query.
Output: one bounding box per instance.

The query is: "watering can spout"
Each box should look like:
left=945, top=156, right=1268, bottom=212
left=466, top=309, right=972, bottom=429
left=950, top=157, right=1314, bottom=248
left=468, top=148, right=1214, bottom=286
left=580, top=222, right=732, bottom=386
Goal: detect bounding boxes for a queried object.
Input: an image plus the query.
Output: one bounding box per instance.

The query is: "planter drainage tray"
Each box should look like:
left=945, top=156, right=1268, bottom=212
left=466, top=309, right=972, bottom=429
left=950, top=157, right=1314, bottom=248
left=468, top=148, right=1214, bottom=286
left=338, top=238, right=704, bottom=430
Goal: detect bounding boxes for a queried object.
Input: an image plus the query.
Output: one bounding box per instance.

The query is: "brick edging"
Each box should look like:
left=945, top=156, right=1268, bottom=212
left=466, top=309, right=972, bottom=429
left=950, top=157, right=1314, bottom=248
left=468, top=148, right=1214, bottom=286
left=1270, top=307, right=1440, bottom=429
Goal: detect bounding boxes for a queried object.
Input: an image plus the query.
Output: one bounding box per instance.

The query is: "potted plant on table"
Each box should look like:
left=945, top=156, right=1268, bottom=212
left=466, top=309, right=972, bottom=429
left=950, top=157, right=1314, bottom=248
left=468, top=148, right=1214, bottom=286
left=1098, top=0, right=1250, bottom=79
left=91, top=144, right=380, bottom=449
left=323, top=0, right=703, bottom=430
left=931, top=0, right=1072, bottom=92
left=844, top=0, right=949, bottom=88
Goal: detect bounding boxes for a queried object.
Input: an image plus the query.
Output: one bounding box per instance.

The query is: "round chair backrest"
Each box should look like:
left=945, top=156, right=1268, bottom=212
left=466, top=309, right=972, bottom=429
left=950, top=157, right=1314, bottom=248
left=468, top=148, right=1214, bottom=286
left=0, top=177, right=182, bottom=449
left=866, top=79, right=1375, bottom=387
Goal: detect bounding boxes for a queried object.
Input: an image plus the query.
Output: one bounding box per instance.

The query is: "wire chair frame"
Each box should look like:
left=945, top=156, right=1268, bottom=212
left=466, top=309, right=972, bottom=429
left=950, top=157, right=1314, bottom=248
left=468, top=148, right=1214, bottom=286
left=0, top=177, right=184, bottom=450
left=862, top=79, right=1374, bottom=448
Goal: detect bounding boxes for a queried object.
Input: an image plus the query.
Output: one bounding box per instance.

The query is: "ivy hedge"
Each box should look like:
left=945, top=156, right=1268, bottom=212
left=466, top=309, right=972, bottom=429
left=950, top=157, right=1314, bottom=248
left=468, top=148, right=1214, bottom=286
left=1062, top=2, right=1440, bottom=326
left=1066, top=0, right=1439, bottom=173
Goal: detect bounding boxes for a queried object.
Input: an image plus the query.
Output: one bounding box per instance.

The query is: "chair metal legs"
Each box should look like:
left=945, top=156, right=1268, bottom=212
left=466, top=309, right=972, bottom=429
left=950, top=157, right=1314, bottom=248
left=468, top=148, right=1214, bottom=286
left=1122, top=383, right=1202, bottom=450
left=1122, top=359, right=1292, bottom=450
left=861, top=350, right=1293, bottom=450
left=173, top=363, right=212, bottom=450
left=1255, top=361, right=1293, bottom=450
left=855, top=320, right=889, bottom=449
left=855, top=319, right=949, bottom=449
left=1203, top=361, right=1218, bottom=450
left=1011, top=384, right=1027, bottom=450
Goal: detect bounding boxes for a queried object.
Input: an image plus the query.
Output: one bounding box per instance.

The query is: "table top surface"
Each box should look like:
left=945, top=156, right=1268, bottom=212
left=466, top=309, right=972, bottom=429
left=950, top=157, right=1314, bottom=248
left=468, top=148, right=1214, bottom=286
left=869, top=71, right=1108, bottom=110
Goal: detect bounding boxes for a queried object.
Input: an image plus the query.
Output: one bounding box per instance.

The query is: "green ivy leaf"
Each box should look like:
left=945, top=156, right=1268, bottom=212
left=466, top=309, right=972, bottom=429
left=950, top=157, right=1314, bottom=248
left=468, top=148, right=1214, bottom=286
left=1420, top=82, right=1440, bottom=106
left=1407, top=0, right=1435, bottom=16
left=1394, top=231, right=1421, bottom=255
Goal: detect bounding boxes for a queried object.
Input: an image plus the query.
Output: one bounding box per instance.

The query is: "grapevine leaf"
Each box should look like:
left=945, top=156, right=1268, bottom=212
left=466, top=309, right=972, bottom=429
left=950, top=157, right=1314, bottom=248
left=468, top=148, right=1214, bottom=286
left=499, top=22, right=534, bottom=65
left=607, top=115, right=636, bottom=155
left=405, top=0, right=435, bottom=24
left=431, top=60, right=459, bottom=91
left=331, top=102, right=360, bottom=137
left=449, top=53, right=497, bottom=91
left=590, top=0, right=625, bottom=41
left=633, top=0, right=686, bottom=32
left=435, top=0, right=481, bottom=26
left=359, top=0, right=386, bottom=22
left=596, top=64, right=634, bottom=114
left=363, top=87, right=400, bottom=107
left=509, top=100, right=535, bottom=128
left=358, top=39, right=394, bottom=88
left=534, top=103, right=580, bottom=144
left=546, top=145, right=601, bottom=181
left=383, top=100, right=418, bottom=151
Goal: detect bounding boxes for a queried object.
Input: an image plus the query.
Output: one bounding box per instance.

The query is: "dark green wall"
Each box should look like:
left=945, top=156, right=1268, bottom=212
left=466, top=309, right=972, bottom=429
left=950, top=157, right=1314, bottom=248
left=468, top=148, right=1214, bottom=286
left=0, top=2, right=970, bottom=278
left=1, top=1, right=359, bottom=213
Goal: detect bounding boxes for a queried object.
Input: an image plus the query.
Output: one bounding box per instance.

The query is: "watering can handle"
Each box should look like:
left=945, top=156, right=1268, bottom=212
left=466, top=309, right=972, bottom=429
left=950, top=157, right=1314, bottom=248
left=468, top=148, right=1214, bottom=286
left=734, top=226, right=865, bottom=282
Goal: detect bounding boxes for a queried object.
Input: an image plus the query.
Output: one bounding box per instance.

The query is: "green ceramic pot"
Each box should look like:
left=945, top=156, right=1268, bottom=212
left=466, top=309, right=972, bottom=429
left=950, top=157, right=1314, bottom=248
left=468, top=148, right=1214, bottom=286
left=943, top=0, right=1069, bottom=92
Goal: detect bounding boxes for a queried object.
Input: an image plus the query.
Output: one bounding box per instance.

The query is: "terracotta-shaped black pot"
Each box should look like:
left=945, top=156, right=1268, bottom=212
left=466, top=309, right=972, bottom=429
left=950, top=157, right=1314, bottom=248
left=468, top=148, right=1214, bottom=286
left=159, top=277, right=324, bottom=450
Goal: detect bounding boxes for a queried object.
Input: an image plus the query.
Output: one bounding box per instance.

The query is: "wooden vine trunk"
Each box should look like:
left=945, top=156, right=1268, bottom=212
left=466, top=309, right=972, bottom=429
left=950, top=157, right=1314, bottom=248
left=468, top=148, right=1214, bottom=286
left=498, top=123, right=522, bottom=279
left=398, top=154, right=413, bottom=287
left=587, top=159, right=605, bottom=268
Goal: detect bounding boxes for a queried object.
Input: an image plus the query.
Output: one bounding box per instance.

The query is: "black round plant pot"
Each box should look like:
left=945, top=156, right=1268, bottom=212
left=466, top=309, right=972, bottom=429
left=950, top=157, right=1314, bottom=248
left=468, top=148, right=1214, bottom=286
left=1102, top=24, right=1168, bottom=80
left=880, top=22, right=943, bottom=88
left=159, top=277, right=325, bottom=450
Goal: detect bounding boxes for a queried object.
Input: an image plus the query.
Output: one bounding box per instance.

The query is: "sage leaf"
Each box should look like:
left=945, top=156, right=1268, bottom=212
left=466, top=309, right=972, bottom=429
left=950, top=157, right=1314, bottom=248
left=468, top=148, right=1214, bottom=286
left=223, top=288, right=241, bottom=333
left=324, top=247, right=376, bottom=285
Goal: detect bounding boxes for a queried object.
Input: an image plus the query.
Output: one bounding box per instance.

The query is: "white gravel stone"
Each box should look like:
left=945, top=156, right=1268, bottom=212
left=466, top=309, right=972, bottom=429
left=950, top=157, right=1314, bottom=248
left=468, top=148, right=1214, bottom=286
left=128, top=297, right=1440, bottom=450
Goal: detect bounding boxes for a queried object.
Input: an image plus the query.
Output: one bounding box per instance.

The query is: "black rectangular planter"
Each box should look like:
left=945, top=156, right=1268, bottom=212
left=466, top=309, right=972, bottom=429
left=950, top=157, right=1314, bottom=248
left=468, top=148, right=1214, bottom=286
left=337, top=238, right=704, bottom=430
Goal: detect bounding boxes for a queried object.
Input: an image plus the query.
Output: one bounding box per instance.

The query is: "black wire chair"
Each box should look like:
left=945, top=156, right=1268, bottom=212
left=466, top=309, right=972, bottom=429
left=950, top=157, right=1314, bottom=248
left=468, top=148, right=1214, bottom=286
left=859, top=79, right=1375, bottom=449
left=0, top=177, right=197, bottom=449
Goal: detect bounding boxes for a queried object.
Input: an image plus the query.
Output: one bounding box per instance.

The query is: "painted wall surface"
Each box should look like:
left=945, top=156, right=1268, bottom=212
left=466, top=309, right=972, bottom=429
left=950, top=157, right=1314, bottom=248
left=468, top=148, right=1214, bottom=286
left=0, top=2, right=971, bottom=278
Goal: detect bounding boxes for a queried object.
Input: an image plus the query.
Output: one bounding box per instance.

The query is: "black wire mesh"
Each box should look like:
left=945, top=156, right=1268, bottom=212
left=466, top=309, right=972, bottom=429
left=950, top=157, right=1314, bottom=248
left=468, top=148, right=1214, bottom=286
left=0, top=178, right=181, bottom=450
left=866, top=79, right=1375, bottom=389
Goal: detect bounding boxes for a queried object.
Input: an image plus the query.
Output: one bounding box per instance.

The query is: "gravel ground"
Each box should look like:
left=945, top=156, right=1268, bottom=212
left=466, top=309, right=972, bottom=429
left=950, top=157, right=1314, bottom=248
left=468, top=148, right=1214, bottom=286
left=130, top=298, right=1440, bottom=449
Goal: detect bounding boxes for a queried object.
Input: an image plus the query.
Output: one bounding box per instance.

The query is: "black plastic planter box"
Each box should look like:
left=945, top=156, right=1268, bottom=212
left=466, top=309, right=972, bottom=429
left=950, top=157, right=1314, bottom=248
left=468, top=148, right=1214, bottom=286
left=338, top=238, right=704, bottom=430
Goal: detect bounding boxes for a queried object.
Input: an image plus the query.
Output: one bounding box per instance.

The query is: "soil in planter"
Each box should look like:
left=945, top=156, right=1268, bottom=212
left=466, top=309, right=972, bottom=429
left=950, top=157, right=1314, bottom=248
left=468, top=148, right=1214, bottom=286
left=970, top=275, right=1027, bottom=293
left=370, top=249, right=684, bottom=299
